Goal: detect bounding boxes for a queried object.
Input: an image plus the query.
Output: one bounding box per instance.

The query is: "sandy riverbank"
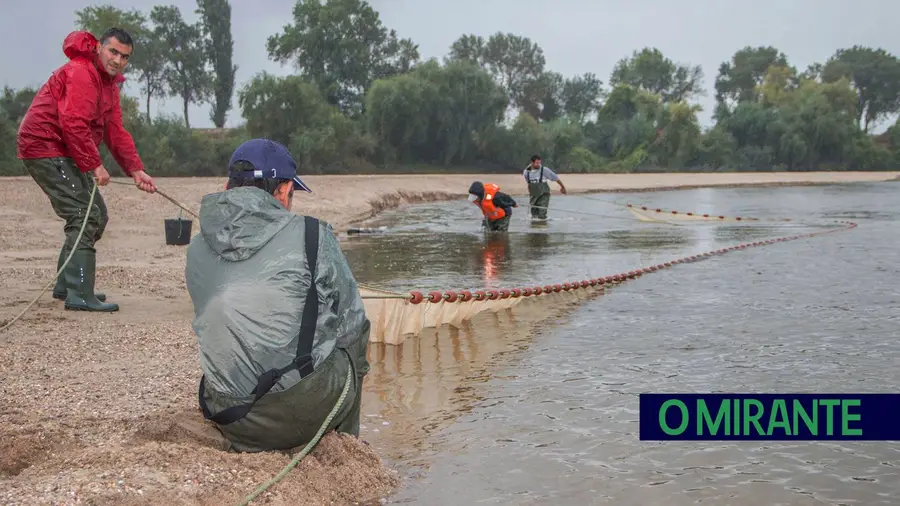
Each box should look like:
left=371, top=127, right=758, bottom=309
left=0, top=171, right=896, bottom=505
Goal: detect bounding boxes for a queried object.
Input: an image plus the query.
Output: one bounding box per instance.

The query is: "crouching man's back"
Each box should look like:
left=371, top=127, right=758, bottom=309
left=184, top=138, right=370, bottom=452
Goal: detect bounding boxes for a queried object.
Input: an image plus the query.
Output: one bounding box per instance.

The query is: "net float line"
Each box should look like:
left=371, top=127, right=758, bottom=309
left=356, top=220, right=857, bottom=345
left=625, top=203, right=794, bottom=223
left=548, top=193, right=801, bottom=226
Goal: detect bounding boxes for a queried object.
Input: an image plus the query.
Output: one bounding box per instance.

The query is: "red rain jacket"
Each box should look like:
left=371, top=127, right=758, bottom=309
left=16, top=31, right=144, bottom=175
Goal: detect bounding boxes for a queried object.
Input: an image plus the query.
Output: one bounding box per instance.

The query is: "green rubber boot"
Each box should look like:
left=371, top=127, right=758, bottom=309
left=63, top=249, right=119, bottom=312
left=53, top=246, right=106, bottom=302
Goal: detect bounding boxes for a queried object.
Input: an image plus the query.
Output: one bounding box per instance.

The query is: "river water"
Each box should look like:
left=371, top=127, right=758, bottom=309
left=343, top=181, right=900, bottom=506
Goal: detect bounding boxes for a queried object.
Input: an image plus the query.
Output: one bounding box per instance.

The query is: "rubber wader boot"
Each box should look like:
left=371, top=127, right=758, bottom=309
left=63, top=249, right=119, bottom=312
left=53, top=246, right=106, bottom=302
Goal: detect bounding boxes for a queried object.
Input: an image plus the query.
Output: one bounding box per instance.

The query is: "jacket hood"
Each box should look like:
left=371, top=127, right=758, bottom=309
left=197, top=186, right=295, bottom=262
left=468, top=181, right=485, bottom=199
left=63, top=31, right=98, bottom=60
left=63, top=31, right=125, bottom=83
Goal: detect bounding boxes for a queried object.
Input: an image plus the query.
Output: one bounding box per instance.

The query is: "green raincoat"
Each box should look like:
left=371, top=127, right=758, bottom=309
left=184, top=186, right=371, bottom=453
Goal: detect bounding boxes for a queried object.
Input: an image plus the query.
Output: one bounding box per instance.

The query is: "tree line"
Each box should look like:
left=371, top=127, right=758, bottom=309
left=2, top=0, right=900, bottom=177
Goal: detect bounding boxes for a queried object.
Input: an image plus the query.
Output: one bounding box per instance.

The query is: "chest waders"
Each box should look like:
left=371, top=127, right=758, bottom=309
left=479, top=199, right=511, bottom=232
left=528, top=169, right=551, bottom=220
left=483, top=215, right=511, bottom=232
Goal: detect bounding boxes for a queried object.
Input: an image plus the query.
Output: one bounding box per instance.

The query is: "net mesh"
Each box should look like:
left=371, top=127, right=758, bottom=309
left=359, top=282, right=610, bottom=345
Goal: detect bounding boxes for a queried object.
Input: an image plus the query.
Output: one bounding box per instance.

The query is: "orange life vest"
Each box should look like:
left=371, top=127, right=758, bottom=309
left=475, top=183, right=507, bottom=221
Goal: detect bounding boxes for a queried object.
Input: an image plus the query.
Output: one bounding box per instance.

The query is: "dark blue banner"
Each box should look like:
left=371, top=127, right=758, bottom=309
left=639, top=393, right=900, bottom=441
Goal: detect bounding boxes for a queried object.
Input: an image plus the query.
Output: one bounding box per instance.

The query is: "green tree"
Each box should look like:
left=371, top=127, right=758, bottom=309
left=585, top=84, right=665, bottom=166
left=0, top=86, right=37, bottom=124
left=715, top=46, right=791, bottom=110
left=135, top=36, right=168, bottom=123
left=266, top=0, right=419, bottom=115
left=238, top=72, right=334, bottom=147
left=799, top=63, right=824, bottom=82
left=756, top=64, right=799, bottom=107
left=655, top=101, right=703, bottom=169
left=822, top=46, right=900, bottom=132
left=447, top=32, right=546, bottom=111
left=561, top=73, right=604, bottom=123
left=0, top=113, right=18, bottom=172
left=151, top=5, right=212, bottom=128
left=365, top=60, right=508, bottom=165
left=0, top=86, right=36, bottom=174
left=540, top=117, right=588, bottom=169
left=416, top=60, right=509, bottom=164
left=196, top=0, right=237, bottom=128
left=717, top=101, right=779, bottom=166
left=364, top=73, right=437, bottom=163
left=695, top=126, right=738, bottom=170
left=774, top=78, right=860, bottom=168
left=446, top=34, right=486, bottom=66
left=520, top=71, right=564, bottom=122
left=237, top=72, right=368, bottom=170
left=610, top=48, right=704, bottom=103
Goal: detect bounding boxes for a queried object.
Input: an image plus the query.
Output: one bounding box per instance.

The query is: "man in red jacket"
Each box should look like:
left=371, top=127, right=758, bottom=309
left=17, top=28, right=157, bottom=312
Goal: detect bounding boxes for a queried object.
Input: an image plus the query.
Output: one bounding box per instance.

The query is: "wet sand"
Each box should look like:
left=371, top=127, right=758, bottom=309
left=0, top=171, right=897, bottom=505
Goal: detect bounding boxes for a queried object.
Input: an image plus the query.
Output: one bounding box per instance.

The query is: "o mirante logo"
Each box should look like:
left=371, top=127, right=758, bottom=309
left=639, top=394, right=900, bottom=441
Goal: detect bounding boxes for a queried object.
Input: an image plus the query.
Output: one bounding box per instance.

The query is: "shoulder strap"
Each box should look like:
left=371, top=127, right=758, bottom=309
left=198, top=216, right=321, bottom=426
left=294, top=216, right=319, bottom=378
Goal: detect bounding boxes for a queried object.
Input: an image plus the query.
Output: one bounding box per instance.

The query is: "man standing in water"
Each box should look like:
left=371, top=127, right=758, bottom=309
left=17, top=28, right=157, bottom=312
left=186, top=138, right=371, bottom=453
left=523, top=154, right=566, bottom=221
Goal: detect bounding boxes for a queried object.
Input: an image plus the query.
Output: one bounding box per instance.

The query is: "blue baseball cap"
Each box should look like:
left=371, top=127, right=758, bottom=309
left=228, top=138, right=312, bottom=193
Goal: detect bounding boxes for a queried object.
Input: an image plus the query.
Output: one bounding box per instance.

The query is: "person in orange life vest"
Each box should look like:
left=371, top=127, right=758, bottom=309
left=468, top=181, right=517, bottom=232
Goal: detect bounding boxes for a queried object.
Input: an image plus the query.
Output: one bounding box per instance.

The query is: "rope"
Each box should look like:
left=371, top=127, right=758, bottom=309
left=357, top=293, right=409, bottom=299
left=235, top=364, right=353, bottom=506
left=566, top=193, right=801, bottom=224
left=524, top=204, right=651, bottom=222
left=549, top=194, right=827, bottom=228
left=581, top=194, right=628, bottom=206
left=109, top=180, right=199, bottom=219
left=0, top=180, right=98, bottom=334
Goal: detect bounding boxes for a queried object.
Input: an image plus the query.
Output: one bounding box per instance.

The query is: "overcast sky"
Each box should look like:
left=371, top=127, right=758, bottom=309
left=2, top=0, right=898, bottom=132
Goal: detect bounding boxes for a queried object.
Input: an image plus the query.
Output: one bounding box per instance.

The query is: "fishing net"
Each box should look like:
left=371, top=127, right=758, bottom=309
left=359, top=280, right=614, bottom=345
left=355, top=195, right=856, bottom=346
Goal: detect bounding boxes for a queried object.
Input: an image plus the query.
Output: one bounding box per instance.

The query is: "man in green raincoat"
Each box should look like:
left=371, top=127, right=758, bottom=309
left=184, top=138, right=371, bottom=453
left=523, top=154, right=567, bottom=221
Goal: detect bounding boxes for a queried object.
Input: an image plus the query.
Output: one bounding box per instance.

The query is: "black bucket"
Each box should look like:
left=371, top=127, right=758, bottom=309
left=164, top=218, right=193, bottom=246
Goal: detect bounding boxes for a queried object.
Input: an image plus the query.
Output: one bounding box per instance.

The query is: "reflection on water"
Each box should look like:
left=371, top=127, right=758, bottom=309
left=347, top=182, right=900, bottom=505
left=477, top=234, right=511, bottom=284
